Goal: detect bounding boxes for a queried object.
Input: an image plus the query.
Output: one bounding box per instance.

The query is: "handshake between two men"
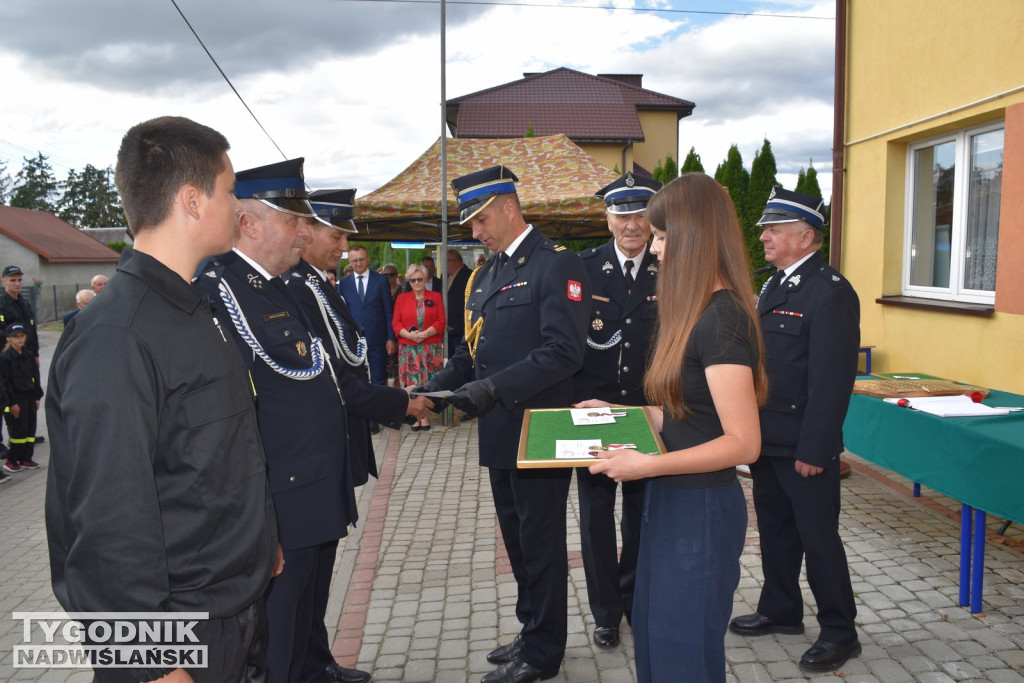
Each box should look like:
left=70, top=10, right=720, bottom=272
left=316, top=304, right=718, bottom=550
left=411, top=379, right=499, bottom=418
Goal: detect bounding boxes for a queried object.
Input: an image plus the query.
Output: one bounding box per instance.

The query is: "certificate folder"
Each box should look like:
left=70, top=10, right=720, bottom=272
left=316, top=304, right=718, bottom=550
left=517, top=407, right=666, bottom=469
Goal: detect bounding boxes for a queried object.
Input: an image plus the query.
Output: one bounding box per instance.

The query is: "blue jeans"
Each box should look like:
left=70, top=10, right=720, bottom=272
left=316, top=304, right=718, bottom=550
left=633, top=479, right=746, bottom=683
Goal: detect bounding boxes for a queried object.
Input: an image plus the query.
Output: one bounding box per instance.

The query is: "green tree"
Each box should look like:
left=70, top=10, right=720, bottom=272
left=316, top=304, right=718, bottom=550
left=743, top=139, right=779, bottom=274
left=9, top=153, right=59, bottom=212
left=680, top=147, right=704, bottom=173
left=661, top=156, right=678, bottom=183
left=714, top=145, right=749, bottom=220
left=58, top=164, right=126, bottom=227
left=0, top=161, right=11, bottom=204
left=795, top=160, right=829, bottom=259
left=524, top=122, right=535, bottom=138
left=652, top=159, right=664, bottom=183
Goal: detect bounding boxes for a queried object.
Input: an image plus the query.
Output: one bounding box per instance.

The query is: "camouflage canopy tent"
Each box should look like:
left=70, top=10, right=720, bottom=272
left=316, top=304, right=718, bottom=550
left=354, top=135, right=619, bottom=242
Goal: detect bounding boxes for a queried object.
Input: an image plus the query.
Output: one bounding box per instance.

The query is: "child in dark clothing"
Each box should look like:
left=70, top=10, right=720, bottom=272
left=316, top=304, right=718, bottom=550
left=1, top=322, right=43, bottom=473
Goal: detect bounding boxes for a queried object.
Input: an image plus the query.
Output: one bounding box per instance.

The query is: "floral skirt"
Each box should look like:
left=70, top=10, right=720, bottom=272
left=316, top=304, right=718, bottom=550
left=398, top=342, right=443, bottom=387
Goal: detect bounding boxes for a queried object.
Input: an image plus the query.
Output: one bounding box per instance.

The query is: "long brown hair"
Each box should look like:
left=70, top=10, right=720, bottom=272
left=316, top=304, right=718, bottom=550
left=643, top=173, right=768, bottom=418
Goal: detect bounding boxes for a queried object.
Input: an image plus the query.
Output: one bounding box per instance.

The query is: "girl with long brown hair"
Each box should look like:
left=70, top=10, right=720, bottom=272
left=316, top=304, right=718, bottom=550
left=579, top=172, right=766, bottom=682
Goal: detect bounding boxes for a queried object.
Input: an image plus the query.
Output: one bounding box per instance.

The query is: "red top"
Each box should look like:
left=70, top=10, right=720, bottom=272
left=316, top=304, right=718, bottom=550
left=392, top=290, right=446, bottom=346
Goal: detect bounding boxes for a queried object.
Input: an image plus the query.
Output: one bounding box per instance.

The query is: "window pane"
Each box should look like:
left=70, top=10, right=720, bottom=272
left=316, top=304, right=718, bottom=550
left=963, top=129, right=1002, bottom=292
left=910, top=141, right=956, bottom=288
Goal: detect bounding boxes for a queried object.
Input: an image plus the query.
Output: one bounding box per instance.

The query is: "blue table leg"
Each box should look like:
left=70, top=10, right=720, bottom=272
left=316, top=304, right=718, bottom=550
left=972, top=509, right=986, bottom=613
left=914, top=483, right=921, bottom=497
left=960, top=504, right=971, bottom=607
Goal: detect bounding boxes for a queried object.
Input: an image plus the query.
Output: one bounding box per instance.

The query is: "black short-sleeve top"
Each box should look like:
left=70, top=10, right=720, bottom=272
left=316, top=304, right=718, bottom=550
left=658, top=289, right=759, bottom=488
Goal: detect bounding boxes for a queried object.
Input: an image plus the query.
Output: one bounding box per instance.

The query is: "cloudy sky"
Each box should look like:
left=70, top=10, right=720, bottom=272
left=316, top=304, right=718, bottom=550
left=0, top=0, right=836, bottom=204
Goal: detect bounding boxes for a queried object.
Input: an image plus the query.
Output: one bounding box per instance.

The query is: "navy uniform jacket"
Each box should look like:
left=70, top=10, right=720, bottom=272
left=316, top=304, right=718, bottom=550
left=285, top=259, right=408, bottom=485
left=432, top=228, right=590, bottom=469
left=197, top=251, right=357, bottom=550
left=573, top=240, right=658, bottom=404
left=757, top=251, right=860, bottom=468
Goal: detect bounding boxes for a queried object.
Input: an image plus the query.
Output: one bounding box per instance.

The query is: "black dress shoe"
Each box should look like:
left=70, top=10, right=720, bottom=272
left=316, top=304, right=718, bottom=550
left=593, top=626, right=620, bottom=648
left=323, top=662, right=371, bottom=682
left=486, top=635, right=523, bottom=665
left=481, top=656, right=554, bottom=683
left=729, top=612, right=804, bottom=636
left=798, top=638, right=862, bottom=672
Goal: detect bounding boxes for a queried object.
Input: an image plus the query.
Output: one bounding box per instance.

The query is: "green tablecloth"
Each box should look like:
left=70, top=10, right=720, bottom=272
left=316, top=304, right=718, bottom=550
left=844, top=379, right=1024, bottom=523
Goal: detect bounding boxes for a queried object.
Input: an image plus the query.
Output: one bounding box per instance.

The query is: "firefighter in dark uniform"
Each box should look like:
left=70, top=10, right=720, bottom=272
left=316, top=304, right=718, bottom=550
left=284, top=188, right=433, bottom=682
left=195, top=159, right=365, bottom=683
left=421, top=166, right=590, bottom=683
left=573, top=172, right=661, bottom=649
left=729, top=187, right=862, bottom=673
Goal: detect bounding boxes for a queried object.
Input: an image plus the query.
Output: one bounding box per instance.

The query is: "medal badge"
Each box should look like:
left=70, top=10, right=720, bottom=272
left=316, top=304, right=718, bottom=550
left=296, top=341, right=308, bottom=357
left=592, top=318, right=604, bottom=331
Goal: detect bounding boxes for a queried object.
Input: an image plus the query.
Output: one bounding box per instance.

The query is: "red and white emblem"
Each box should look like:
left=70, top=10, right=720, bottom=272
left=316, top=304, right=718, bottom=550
left=567, top=280, right=582, bottom=301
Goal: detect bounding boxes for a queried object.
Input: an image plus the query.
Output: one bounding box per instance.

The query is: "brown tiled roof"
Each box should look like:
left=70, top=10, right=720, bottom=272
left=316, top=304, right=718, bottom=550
left=0, top=205, right=121, bottom=263
left=447, top=67, right=695, bottom=141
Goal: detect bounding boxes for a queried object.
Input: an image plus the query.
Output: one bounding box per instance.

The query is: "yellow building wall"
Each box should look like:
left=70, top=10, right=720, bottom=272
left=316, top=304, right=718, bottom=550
left=841, top=0, right=1024, bottom=392
left=634, top=110, right=680, bottom=173
left=579, top=110, right=679, bottom=176
left=580, top=143, right=634, bottom=175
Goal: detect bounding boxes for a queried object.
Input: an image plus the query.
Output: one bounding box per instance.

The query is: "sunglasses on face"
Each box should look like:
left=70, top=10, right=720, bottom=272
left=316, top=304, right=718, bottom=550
left=408, top=278, right=424, bottom=283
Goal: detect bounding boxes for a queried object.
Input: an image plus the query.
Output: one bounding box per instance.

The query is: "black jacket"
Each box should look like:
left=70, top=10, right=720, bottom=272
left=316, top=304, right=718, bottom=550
left=0, top=346, right=42, bottom=402
left=0, top=291, right=39, bottom=357
left=46, top=248, right=278, bottom=619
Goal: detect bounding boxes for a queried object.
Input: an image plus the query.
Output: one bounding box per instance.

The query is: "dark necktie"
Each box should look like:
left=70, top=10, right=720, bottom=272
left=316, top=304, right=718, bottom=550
left=499, top=253, right=510, bottom=268
left=357, top=274, right=365, bottom=301
left=764, top=269, right=785, bottom=297
left=624, top=260, right=635, bottom=293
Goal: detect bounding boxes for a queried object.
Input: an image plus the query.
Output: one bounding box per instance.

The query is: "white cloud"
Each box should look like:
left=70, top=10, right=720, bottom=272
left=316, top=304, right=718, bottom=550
left=1, top=0, right=836, bottom=203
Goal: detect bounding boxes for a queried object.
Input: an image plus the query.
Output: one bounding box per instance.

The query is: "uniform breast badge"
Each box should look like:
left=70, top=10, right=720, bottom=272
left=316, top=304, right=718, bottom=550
left=296, top=341, right=308, bottom=357
left=591, top=318, right=604, bottom=331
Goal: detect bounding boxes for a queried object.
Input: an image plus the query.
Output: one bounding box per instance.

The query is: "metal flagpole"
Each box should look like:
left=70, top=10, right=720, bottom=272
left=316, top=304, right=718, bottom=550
left=439, top=0, right=453, bottom=426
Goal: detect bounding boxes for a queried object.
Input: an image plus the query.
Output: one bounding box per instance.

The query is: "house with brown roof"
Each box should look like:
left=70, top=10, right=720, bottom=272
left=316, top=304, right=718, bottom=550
left=446, top=67, right=694, bottom=177
left=0, top=205, right=119, bottom=322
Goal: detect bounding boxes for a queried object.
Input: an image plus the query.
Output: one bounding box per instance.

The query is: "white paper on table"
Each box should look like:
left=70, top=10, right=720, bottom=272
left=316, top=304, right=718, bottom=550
left=555, top=439, right=601, bottom=459
left=883, top=395, right=1010, bottom=417
left=570, top=408, right=620, bottom=426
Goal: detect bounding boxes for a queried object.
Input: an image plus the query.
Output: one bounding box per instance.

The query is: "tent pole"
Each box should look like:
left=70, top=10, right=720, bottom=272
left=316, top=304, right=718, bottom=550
left=439, top=0, right=453, bottom=426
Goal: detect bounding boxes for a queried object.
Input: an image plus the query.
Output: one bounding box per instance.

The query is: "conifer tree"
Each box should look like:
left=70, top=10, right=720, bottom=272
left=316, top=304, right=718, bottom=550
left=680, top=147, right=704, bottom=173
left=9, top=153, right=59, bottom=213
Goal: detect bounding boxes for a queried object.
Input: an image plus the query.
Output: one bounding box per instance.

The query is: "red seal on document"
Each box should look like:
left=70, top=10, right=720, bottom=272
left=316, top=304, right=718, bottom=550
left=567, top=280, right=582, bottom=301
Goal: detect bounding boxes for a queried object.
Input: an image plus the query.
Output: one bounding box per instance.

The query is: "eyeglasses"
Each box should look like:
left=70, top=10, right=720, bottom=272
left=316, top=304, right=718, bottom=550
left=385, top=273, right=398, bottom=278
left=407, top=277, right=424, bottom=283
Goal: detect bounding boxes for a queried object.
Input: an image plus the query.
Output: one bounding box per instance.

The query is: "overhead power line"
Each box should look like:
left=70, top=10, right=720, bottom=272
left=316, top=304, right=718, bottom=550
left=335, top=0, right=833, bottom=20
left=169, top=0, right=288, bottom=160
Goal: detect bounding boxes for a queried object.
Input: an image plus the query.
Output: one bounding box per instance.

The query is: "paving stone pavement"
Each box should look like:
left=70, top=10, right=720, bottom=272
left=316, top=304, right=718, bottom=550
left=1, top=329, right=1022, bottom=681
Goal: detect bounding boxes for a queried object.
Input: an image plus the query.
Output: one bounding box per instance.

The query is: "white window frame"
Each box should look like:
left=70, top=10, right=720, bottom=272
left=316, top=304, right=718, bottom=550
left=902, top=121, right=1003, bottom=305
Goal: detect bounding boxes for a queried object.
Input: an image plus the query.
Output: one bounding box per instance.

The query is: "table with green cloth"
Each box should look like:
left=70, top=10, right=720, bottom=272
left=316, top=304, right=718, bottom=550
left=844, top=376, right=1024, bottom=612
left=517, top=407, right=665, bottom=468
